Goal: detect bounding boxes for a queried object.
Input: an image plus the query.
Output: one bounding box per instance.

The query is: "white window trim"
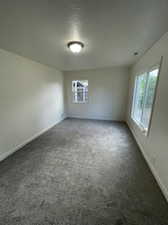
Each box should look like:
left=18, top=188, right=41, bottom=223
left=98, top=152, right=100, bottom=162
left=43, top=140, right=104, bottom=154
left=131, top=59, right=162, bottom=137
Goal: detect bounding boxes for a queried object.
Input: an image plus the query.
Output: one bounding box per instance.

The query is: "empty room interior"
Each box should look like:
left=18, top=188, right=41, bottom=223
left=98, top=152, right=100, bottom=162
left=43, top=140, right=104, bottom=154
left=0, top=0, right=168, bottom=224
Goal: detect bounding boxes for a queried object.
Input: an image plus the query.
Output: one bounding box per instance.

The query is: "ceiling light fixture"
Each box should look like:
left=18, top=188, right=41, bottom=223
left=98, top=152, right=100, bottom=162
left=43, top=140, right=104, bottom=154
left=67, top=41, right=84, bottom=53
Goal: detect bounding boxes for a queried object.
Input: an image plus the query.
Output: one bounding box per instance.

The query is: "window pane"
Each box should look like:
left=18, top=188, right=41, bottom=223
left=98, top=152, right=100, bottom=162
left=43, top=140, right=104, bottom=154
left=73, top=92, right=77, bottom=102
left=132, top=73, right=147, bottom=124
left=141, top=69, right=159, bottom=129
left=77, top=91, right=84, bottom=102
left=72, top=80, right=88, bottom=103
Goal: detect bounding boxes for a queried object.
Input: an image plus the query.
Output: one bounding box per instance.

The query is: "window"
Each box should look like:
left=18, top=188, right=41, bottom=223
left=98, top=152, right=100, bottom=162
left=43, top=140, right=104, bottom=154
left=72, top=80, right=88, bottom=103
left=131, top=66, right=159, bottom=134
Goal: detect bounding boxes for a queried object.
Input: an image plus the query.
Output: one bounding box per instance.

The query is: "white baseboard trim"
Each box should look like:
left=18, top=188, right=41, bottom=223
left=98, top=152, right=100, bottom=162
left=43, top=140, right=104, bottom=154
left=0, top=116, right=66, bottom=162
left=127, top=122, right=168, bottom=202
left=67, top=115, right=125, bottom=122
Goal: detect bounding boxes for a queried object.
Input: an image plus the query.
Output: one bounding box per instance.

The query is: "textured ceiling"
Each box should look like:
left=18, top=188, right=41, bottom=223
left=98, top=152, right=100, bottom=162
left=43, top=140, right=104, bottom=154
left=0, top=0, right=168, bottom=71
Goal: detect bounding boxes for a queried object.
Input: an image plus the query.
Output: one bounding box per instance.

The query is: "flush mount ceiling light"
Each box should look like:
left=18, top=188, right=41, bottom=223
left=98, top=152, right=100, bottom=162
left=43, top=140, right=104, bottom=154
left=67, top=41, right=84, bottom=53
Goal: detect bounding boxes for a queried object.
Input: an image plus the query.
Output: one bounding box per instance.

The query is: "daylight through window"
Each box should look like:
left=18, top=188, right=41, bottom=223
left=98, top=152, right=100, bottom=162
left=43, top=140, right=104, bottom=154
left=131, top=67, right=159, bottom=134
left=72, top=80, right=88, bottom=103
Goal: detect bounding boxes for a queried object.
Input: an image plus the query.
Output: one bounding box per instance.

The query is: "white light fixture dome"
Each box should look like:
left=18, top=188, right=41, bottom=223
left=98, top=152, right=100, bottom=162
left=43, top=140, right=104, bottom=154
left=67, top=41, right=84, bottom=53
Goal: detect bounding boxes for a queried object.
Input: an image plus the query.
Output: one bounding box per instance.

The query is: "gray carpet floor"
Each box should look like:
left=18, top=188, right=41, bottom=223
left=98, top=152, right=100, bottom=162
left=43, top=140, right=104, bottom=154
left=0, top=118, right=168, bottom=225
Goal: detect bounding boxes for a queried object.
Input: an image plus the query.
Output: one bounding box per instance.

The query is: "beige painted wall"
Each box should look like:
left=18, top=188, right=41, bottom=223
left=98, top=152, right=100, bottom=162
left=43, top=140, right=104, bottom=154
left=0, top=49, right=65, bottom=161
left=64, top=67, right=129, bottom=121
left=127, top=32, right=168, bottom=200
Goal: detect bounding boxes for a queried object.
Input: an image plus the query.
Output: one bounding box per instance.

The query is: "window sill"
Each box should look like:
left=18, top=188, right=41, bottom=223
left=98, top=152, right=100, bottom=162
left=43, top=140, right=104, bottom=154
left=72, top=101, right=88, bottom=104
left=131, top=117, right=148, bottom=136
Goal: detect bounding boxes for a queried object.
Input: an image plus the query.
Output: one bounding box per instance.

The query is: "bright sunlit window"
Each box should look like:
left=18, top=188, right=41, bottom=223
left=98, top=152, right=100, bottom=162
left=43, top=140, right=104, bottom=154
left=72, top=80, right=88, bottom=103
left=131, top=66, right=160, bottom=135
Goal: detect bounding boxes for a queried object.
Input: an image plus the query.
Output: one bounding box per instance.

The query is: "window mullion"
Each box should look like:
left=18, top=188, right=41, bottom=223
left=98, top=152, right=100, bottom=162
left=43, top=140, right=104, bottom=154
left=83, top=87, right=85, bottom=102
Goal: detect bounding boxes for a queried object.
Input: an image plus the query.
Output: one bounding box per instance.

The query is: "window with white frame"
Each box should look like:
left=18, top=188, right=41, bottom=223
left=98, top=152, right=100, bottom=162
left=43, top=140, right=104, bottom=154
left=131, top=66, right=160, bottom=134
left=72, top=80, right=88, bottom=103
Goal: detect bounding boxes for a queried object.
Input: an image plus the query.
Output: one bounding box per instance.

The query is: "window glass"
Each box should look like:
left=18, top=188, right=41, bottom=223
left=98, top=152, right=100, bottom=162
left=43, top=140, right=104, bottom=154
left=131, top=67, right=159, bottom=134
left=72, top=80, right=88, bottom=103
left=132, top=73, right=147, bottom=124
left=141, top=69, right=159, bottom=129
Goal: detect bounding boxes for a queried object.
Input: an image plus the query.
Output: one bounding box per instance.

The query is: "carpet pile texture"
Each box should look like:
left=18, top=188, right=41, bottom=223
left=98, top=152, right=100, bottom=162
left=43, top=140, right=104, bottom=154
left=0, top=118, right=168, bottom=225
